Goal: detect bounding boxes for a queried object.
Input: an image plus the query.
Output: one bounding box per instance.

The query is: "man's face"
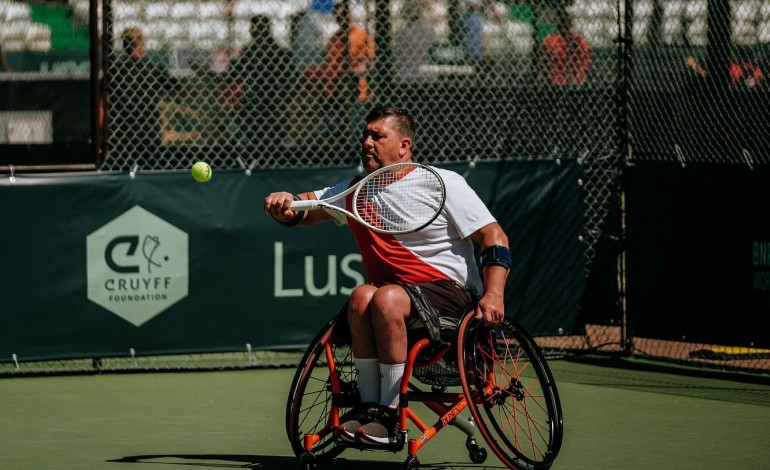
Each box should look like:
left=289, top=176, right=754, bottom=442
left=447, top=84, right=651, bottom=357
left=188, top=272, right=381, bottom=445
left=359, top=117, right=411, bottom=173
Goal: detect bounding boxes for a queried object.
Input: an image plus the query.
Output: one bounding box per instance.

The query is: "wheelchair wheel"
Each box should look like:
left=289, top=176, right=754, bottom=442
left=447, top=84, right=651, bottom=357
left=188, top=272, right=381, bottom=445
left=457, top=314, right=563, bottom=470
left=286, top=314, right=357, bottom=464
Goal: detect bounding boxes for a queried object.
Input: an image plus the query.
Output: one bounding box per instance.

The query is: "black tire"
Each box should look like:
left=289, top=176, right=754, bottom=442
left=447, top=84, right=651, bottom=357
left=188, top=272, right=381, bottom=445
left=286, top=314, right=357, bottom=464
left=465, top=437, right=488, bottom=463
left=402, top=456, right=420, bottom=470
left=457, top=314, right=563, bottom=470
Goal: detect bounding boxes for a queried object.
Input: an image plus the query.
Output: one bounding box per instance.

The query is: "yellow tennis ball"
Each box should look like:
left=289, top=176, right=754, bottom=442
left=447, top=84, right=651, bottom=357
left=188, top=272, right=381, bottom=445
left=191, top=161, right=212, bottom=183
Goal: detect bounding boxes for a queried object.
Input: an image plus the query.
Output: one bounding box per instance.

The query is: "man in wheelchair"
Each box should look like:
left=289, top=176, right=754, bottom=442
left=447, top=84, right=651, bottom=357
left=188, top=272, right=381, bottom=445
left=264, top=105, right=510, bottom=446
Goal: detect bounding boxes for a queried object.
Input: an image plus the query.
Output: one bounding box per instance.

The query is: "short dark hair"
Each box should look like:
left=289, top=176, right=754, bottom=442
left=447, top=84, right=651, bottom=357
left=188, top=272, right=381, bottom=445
left=365, top=106, right=415, bottom=140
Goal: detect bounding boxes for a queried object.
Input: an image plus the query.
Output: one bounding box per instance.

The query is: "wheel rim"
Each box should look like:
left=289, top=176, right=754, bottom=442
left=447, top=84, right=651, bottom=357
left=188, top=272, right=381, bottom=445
left=459, top=316, right=562, bottom=469
left=287, top=319, right=356, bottom=462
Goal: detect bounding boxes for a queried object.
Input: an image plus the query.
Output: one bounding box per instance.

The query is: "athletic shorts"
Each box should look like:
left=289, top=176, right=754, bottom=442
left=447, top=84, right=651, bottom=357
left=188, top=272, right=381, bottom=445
left=401, top=280, right=477, bottom=342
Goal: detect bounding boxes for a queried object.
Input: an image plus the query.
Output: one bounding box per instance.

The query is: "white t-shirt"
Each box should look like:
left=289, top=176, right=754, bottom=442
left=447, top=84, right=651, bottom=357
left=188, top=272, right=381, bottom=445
left=313, top=167, right=495, bottom=294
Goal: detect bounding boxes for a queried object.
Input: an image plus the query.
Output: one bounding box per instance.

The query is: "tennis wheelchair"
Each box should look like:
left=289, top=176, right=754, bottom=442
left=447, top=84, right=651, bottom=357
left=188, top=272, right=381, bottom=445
left=285, top=308, right=564, bottom=470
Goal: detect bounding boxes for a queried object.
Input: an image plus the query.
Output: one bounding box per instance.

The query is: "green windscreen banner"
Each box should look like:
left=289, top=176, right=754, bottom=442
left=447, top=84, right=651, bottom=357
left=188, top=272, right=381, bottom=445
left=625, top=162, right=770, bottom=348
left=0, top=161, right=585, bottom=361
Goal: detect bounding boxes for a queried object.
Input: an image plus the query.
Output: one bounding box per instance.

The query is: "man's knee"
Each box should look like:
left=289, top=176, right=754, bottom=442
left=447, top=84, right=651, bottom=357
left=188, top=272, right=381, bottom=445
left=348, top=284, right=377, bottom=319
left=370, top=285, right=411, bottom=320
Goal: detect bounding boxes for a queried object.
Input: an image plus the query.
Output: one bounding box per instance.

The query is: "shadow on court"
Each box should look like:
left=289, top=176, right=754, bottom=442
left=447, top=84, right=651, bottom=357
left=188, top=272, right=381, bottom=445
left=108, top=454, right=506, bottom=469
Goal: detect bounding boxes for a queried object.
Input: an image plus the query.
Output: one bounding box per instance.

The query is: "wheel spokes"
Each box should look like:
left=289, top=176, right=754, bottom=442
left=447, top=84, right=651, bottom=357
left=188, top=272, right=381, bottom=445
left=472, top=323, right=555, bottom=464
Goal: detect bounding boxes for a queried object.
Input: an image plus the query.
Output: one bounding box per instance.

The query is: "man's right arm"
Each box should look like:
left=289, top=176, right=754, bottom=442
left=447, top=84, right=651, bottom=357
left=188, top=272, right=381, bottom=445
left=263, top=191, right=332, bottom=227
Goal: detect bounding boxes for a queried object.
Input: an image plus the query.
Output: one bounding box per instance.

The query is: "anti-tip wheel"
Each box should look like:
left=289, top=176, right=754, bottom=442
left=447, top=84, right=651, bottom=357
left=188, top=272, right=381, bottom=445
left=465, top=437, right=488, bottom=463
left=402, top=456, right=420, bottom=470
left=469, top=444, right=488, bottom=463
left=300, top=452, right=318, bottom=470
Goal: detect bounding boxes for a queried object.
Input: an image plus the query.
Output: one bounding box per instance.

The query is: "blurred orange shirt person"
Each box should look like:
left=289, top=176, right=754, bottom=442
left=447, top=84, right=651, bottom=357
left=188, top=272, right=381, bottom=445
left=729, top=61, right=764, bottom=88
left=324, top=3, right=375, bottom=102
left=539, top=12, right=591, bottom=86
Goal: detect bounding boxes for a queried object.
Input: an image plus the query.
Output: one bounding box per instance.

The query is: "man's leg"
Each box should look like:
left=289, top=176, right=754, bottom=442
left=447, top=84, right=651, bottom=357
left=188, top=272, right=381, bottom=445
left=338, top=285, right=380, bottom=440
left=347, top=284, right=381, bottom=403
left=369, top=284, right=410, bottom=409
left=369, top=285, right=411, bottom=363
left=357, top=285, right=411, bottom=444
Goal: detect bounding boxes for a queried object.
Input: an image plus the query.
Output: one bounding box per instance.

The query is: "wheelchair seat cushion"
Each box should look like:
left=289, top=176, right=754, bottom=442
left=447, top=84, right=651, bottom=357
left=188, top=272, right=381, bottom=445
left=408, top=318, right=462, bottom=387
left=412, top=357, right=462, bottom=386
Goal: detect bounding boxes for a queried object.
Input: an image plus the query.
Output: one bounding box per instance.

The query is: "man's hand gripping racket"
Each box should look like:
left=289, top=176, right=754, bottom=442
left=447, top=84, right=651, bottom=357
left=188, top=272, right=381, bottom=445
left=291, top=162, right=445, bottom=235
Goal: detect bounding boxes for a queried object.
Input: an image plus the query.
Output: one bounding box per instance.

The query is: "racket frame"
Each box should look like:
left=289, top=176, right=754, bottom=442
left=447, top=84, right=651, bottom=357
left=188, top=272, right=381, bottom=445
left=289, top=162, right=446, bottom=235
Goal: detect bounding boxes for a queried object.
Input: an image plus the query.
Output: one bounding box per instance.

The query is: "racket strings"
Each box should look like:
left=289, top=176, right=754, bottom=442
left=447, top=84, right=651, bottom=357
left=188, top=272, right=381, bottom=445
left=355, top=166, right=444, bottom=233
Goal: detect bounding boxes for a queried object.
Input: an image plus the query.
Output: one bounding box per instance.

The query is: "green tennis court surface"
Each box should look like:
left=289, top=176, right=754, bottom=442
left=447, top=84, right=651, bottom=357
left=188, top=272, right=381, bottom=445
left=1, top=359, right=769, bottom=470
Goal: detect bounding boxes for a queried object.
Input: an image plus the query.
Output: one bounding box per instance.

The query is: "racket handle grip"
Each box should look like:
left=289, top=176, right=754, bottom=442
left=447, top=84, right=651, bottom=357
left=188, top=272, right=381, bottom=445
left=289, top=199, right=320, bottom=211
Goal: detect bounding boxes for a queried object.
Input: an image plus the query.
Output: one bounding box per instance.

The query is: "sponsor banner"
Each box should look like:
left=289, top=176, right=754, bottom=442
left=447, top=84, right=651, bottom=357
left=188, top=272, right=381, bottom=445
left=0, top=161, right=585, bottom=360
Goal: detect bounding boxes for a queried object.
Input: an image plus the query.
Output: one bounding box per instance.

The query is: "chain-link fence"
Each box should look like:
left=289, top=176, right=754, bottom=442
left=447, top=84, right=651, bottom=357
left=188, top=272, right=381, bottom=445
left=630, top=0, right=770, bottom=165
left=101, top=0, right=621, bottom=172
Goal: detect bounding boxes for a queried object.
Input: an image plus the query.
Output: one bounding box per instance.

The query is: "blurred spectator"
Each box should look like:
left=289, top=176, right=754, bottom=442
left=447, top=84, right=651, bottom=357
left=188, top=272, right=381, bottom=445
left=323, top=1, right=375, bottom=104
left=109, top=27, right=171, bottom=163
left=395, top=0, right=436, bottom=83
left=538, top=9, right=591, bottom=86
left=316, top=1, right=375, bottom=141
left=285, top=2, right=375, bottom=145
left=462, top=0, right=494, bottom=63
left=229, top=15, right=297, bottom=149
left=729, top=59, right=762, bottom=88
left=685, top=47, right=764, bottom=89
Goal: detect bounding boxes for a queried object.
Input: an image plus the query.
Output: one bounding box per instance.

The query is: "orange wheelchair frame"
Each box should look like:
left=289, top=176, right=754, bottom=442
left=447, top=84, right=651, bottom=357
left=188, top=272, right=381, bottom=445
left=286, top=311, right=563, bottom=470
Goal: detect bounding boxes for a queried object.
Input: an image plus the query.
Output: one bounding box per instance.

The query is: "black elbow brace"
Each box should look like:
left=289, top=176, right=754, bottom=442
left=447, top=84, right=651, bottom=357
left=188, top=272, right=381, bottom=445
left=481, top=245, right=512, bottom=270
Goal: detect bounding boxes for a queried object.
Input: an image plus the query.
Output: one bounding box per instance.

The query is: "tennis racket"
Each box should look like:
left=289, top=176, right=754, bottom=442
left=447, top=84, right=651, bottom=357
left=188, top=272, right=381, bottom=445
left=290, top=162, right=446, bottom=235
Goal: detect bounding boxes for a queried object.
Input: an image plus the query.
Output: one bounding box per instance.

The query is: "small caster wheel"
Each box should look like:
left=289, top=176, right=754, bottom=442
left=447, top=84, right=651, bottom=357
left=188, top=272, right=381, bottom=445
left=465, top=438, right=487, bottom=464
left=300, top=451, right=318, bottom=470
left=402, top=456, right=420, bottom=470
left=469, top=444, right=487, bottom=463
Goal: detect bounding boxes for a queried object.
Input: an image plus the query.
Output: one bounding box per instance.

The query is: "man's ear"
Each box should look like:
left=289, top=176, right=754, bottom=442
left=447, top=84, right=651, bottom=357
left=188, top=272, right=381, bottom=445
left=400, top=137, right=412, bottom=158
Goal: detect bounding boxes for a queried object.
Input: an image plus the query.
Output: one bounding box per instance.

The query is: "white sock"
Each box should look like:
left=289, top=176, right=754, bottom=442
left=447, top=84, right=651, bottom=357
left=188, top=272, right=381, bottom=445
left=379, top=363, right=405, bottom=409
left=354, top=358, right=380, bottom=405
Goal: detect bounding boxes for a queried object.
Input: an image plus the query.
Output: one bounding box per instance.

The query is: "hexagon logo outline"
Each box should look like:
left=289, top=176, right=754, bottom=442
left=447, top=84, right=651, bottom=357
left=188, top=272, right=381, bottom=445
left=86, top=205, right=189, bottom=326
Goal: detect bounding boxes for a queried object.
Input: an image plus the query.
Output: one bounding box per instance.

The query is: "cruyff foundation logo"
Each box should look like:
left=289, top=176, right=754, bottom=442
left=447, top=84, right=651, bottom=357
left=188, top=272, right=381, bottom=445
left=87, top=206, right=189, bottom=327
left=105, top=235, right=165, bottom=274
